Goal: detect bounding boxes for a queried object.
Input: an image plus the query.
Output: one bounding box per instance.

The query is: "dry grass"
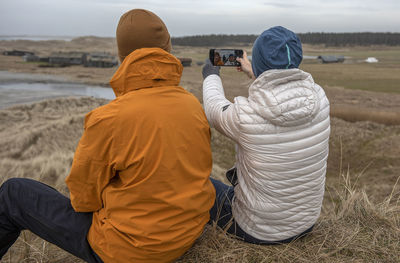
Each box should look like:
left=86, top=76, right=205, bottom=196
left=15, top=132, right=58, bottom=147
left=1, top=38, right=400, bottom=262
left=3, top=177, right=399, bottom=263
left=301, top=44, right=400, bottom=94
left=0, top=97, right=399, bottom=262
left=177, top=174, right=400, bottom=263
left=0, top=97, right=109, bottom=191
left=330, top=105, right=400, bottom=125
left=3, top=169, right=399, bottom=262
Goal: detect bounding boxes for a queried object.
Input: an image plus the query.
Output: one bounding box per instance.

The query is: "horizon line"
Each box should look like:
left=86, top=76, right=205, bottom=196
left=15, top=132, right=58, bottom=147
left=1, top=31, right=400, bottom=39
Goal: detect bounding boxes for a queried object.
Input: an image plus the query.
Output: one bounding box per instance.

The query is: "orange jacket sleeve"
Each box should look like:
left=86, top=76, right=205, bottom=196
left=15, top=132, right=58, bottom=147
left=66, top=109, right=116, bottom=212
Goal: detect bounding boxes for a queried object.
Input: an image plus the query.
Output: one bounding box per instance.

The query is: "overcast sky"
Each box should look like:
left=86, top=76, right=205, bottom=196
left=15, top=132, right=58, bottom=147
left=0, top=0, right=399, bottom=37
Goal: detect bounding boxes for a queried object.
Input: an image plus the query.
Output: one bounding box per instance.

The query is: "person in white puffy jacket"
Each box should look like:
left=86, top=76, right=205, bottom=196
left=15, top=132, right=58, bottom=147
left=202, top=26, right=330, bottom=244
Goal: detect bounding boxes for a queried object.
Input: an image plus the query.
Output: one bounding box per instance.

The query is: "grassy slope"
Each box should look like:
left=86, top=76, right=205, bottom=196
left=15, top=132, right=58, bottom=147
left=1, top=42, right=399, bottom=262
left=297, top=45, right=400, bottom=94
left=177, top=180, right=400, bottom=263
left=0, top=97, right=399, bottom=262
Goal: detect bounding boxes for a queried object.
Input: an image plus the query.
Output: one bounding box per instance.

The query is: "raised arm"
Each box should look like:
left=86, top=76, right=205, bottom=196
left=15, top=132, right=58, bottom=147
left=202, top=63, right=240, bottom=141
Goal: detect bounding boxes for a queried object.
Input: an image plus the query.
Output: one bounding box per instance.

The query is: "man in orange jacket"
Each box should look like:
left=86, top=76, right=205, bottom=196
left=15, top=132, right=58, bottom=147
left=0, top=9, right=215, bottom=263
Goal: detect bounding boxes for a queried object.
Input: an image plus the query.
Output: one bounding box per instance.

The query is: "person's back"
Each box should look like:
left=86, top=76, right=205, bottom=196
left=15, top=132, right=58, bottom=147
left=65, top=11, right=215, bottom=262
left=228, top=68, right=329, bottom=241
left=202, top=26, right=330, bottom=243
left=0, top=9, right=214, bottom=263
left=67, top=47, right=215, bottom=262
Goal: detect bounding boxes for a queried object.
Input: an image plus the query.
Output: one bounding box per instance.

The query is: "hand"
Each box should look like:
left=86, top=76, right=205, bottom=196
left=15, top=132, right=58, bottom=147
left=202, top=59, right=220, bottom=79
left=236, top=51, right=255, bottom=79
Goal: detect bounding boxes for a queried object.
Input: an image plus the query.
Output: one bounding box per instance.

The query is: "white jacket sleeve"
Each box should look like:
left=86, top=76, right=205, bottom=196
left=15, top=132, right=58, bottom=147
left=202, top=74, right=240, bottom=141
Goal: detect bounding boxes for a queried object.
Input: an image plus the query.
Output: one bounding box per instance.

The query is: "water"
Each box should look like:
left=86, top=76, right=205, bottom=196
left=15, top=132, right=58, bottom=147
left=0, top=35, right=76, bottom=41
left=0, top=71, right=67, bottom=83
left=0, top=72, right=115, bottom=109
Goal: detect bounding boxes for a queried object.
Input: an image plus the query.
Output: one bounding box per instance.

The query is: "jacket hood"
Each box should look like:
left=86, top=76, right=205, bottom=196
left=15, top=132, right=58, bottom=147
left=248, top=68, right=320, bottom=127
left=110, top=48, right=183, bottom=97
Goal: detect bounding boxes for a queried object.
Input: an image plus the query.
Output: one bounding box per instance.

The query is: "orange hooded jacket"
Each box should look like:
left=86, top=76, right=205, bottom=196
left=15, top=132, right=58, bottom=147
left=65, top=48, right=215, bottom=262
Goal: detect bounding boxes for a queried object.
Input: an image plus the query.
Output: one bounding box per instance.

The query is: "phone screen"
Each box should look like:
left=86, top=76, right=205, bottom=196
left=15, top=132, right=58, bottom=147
left=209, top=49, right=243, bottom=67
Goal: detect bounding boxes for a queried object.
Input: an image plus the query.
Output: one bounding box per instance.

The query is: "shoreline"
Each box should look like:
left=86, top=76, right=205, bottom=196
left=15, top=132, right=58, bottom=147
left=0, top=71, right=115, bottom=109
left=0, top=70, right=112, bottom=87
left=1, top=37, right=400, bottom=124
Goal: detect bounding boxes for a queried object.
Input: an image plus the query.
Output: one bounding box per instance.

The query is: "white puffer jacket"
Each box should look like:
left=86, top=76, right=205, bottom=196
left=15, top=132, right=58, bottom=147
left=203, top=68, right=330, bottom=241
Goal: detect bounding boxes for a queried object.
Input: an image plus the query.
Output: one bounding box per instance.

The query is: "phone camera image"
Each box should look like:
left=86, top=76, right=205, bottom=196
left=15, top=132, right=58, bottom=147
left=210, top=49, right=243, bottom=67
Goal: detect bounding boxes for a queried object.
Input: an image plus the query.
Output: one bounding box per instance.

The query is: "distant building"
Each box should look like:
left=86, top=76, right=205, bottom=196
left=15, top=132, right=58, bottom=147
left=3, top=50, right=34, bottom=56
left=49, top=52, right=87, bottom=66
left=23, top=54, right=40, bottom=62
left=303, top=55, right=318, bottom=60
left=84, top=52, right=118, bottom=68
left=39, top=57, right=50, bottom=63
left=365, top=57, right=378, bottom=63
left=178, top=57, right=192, bottom=67
left=23, top=54, right=50, bottom=63
left=317, top=55, right=345, bottom=63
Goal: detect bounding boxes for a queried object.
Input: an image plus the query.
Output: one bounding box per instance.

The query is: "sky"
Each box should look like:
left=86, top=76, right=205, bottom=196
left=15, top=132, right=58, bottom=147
left=0, top=0, right=399, bottom=37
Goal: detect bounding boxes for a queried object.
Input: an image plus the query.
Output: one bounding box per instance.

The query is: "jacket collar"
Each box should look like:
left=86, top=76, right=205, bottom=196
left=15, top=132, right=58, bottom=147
left=110, top=48, right=183, bottom=97
left=248, top=69, right=320, bottom=127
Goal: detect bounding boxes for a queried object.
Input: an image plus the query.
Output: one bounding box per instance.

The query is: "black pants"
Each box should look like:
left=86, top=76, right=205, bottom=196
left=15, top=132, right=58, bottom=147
left=0, top=178, right=102, bottom=262
left=209, top=168, right=314, bottom=245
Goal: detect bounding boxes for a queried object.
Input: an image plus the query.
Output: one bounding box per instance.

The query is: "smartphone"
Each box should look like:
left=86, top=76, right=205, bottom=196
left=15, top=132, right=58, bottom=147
left=209, top=49, right=243, bottom=67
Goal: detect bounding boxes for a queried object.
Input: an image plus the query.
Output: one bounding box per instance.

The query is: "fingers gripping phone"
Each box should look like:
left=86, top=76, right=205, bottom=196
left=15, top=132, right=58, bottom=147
left=209, top=49, right=244, bottom=67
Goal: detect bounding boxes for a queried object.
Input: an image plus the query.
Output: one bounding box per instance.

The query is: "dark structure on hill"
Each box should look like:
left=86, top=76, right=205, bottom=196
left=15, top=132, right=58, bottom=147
left=49, top=52, right=87, bottom=66
left=84, top=52, right=118, bottom=68
left=171, top=33, right=400, bottom=47
left=178, top=58, right=192, bottom=67
left=317, top=55, right=345, bottom=63
left=23, top=54, right=40, bottom=62
left=23, top=54, right=50, bottom=63
left=48, top=52, right=118, bottom=67
left=299, top=32, right=400, bottom=46
left=3, top=50, right=34, bottom=56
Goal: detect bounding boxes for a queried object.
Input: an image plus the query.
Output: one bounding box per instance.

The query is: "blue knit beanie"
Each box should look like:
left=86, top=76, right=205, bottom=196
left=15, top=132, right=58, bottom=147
left=252, top=26, right=303, bottom=77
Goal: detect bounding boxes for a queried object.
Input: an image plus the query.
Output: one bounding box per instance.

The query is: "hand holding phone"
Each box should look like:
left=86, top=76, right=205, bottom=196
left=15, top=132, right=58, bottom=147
left=209, top=49, right=243, bottom=67
left=202, top=60, right=220, bottom=79
left=236, top=51, right=255, bottom=79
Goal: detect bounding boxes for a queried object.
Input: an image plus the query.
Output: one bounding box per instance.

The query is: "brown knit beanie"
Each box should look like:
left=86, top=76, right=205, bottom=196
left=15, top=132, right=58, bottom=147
left=116, top=9, right=172, bottom=62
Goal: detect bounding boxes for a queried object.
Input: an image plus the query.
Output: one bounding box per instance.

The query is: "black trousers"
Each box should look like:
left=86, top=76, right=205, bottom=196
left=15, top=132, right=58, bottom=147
left=209, top=168, right=314, bottom=245
left=0, top=178, right=102, bottom=262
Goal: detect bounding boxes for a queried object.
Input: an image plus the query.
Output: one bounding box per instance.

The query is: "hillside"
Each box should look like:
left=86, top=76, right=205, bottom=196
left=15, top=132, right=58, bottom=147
left=0, top=97, right=399, bottom=262
left=171, top=33, right=400, bottom=47
left=0, top=37, right=399, bottom=262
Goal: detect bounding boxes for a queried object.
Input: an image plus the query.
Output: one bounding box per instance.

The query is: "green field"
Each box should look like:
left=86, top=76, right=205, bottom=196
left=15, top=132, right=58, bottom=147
left=173, top=45, right=400, bottom=94
left=301, top=45, right=400, bottom=93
